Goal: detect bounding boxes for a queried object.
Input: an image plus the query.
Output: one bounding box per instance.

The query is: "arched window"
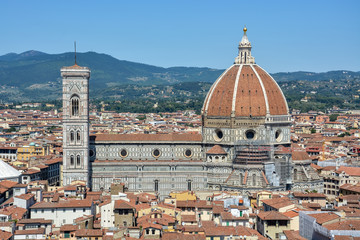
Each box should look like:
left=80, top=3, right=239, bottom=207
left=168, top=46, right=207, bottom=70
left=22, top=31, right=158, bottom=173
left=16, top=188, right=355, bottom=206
left=77, top=155, right=81, bottom=167
left=70, top=155, right=74, bottom=166
left=154, top=180, right=159, bottom=192
left=187, top=180, right=192, bottom=191
left=76, top=130, right=81, bottom=142
left=70, top=96, right=80, bottom=116
left=294, top=169, right=298, bottom=181
left=252, top=174, right=256, bottom=186
left=70, top=130, right=75, bottom=142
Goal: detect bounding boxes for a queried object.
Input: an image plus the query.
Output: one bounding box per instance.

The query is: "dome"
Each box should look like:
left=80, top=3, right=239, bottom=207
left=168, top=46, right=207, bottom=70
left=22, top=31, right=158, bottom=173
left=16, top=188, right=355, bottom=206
left=202, top=29, right=288, bottom=119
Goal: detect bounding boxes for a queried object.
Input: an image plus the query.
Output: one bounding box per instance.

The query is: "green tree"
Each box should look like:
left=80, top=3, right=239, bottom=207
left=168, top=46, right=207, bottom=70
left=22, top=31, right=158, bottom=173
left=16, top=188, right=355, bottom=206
left=329, top=114, right=339, bottom=122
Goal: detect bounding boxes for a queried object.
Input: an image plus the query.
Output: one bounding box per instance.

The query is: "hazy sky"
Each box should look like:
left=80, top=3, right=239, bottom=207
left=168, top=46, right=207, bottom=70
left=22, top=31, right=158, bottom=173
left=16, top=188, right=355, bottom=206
left=1, top=0, right=359, bottom=73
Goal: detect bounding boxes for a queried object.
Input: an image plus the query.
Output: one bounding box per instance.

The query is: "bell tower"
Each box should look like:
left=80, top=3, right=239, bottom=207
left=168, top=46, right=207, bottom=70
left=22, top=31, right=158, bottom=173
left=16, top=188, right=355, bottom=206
left=61, top=61, right=90, bottom=187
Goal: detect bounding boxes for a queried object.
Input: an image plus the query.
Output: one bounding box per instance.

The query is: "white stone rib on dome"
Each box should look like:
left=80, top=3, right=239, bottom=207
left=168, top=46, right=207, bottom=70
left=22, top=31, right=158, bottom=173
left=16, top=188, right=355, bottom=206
left=0, top=159, right=21, bottom=180
left=203, top=66, right=233, bottom=114
left=256, top=65, right=289, bottom=114
left=251, top=64, right=270, bottom=115
left=231, top=64, right=243, bottom=113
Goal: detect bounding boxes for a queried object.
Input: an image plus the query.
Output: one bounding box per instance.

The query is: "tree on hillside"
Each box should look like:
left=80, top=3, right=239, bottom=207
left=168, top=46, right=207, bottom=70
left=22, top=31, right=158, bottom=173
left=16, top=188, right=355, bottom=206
left=329, top=114, right=339, bottom=122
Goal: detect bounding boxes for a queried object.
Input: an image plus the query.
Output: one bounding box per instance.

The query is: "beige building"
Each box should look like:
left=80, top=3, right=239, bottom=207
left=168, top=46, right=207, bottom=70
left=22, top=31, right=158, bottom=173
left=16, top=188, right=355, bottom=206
left=257, top=211, right=291, bottom=239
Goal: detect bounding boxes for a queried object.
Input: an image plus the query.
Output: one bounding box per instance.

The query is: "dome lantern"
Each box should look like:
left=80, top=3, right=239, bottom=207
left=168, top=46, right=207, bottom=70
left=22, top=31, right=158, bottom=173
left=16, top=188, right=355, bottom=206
left=235, top=26, right=255, bottom=64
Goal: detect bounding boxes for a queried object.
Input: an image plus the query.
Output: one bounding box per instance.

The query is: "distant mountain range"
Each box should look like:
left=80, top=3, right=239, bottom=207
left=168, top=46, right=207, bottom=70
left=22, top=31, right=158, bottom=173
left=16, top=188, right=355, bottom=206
left=0, top=50, right=359, bottom=102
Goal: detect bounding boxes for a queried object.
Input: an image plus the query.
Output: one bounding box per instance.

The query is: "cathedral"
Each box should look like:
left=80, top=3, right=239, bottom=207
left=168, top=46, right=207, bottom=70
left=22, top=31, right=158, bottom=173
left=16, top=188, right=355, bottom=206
left=61, top=28, right=322, bottom=198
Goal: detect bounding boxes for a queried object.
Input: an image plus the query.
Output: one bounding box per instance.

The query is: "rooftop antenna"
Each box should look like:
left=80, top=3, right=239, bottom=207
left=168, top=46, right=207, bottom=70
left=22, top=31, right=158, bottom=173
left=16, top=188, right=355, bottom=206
left=74, top=41, right=77, bottom=65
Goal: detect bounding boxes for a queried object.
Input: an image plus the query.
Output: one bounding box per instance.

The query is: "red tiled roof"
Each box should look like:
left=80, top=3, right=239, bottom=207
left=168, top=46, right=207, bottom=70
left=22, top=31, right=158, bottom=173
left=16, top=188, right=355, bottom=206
left=0, top=180, right=18, bottom=189
left=283, top=209, right=299, bottom=218
left=261, top=197, right=294, bottom=210
left=340, top=183, right=360, bottom=194
left=207, top=145, right=227, bottom=155
left=283, top=230, right=306, bottom=240
left=114, top=200, right=135, bottom=209
left=324, top=219, right=360, bottom=230
left=31, top=199, right=92, bottom=209
left=92, top=133, right=201, bottom=142
left=60, top=224, right=79, bottom=232
left=308, top=212, right=340, bottom=225
left=17, top=218, right=52, bottom=224
left=0, top=230, right=12, bottom=240
left=162, top=232, right=206, bottom=240
left=181, top=214, right=197, bottom=222
left=336, top=166, right=360, bottom=176
left=292, top=151, right=310, bottom=161
left=15, top=193, right=35, bottom=200
left=14, top=228, right=45, bottom=235
left=75, top=229, right=103, bottom=237
left=293, top=192, right=326, bottom=198
left=257, top=211, right=290, bottom=220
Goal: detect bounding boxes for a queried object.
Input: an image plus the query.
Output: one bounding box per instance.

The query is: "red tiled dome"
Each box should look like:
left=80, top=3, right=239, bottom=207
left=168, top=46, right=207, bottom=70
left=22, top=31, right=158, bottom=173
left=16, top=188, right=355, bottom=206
left=203, top=29, right=288, bottom=119
left=205, top=62, right=291, bottom=117
left=203, top=64, right=288, bottom=117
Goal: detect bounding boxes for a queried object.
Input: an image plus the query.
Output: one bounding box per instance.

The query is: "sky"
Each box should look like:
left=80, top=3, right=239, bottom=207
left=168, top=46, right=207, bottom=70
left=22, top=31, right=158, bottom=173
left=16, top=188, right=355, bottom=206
left=1, top=0, right=359, bottom=73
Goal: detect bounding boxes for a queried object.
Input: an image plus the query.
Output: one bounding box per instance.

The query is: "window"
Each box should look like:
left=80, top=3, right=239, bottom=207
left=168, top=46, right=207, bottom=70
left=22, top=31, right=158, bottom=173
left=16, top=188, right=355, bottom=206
left=275, top=129, right=283, bottom=142
left=245, top=130, right=256, bottom=140
left=70, top=155, right=74, bottom=166
left=152, top=229, right=155, bottom=234
left=187, top=180, right=192, bottom=191
left=154, top=180, right=159, bottom=192
left=76, top=131, right=81, bottom=142
left=152, top=149, right=161, bottom=158
left=70, top=96, right=80, bottom=116
left=119, top=149, right=128, bottom=158
left=213, top=128, right=224, bottom=141
left=77, top=155, right=81, bottom=167
left=73, top=209, right=76, bottom=212
left=70, top=130, right=75, bottom=142
left=184, top=149, right=192, bottom=158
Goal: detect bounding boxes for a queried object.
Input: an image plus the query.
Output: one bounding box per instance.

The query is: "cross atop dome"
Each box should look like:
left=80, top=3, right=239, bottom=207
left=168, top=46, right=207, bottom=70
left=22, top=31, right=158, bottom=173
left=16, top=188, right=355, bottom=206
left=234, top=26, right=255, bottom=64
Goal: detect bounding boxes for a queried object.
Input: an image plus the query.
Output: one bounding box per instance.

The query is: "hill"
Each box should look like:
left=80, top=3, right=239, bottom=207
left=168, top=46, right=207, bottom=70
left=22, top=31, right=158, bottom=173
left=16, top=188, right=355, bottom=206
left=0, top=50, right=359, bottom=104
left=0, top=50, right=224, bottom=102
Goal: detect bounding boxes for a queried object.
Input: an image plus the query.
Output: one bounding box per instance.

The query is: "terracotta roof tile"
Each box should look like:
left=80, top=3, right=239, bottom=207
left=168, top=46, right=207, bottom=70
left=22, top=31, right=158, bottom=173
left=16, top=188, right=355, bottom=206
left=92, top=133, right=201, bottom=142
left=283, top=230, right=306, bottom=240
left=114, top=199, right=135, bottom=209
left=324, top=219, right=360, bottom=230
left=0, top=230, right=12, bottom=240
left=336, top=166, right=360, bottom=176
left=75, top=229, right=103, bottom=237
left=207, top=145, right=227, bottom=155
left=308, top=212, right=340, bottom=225
left=0, top=180, right=18, bottom=189
left=31, top=199, right=92, bottom=209
left=257, top=211, right=290, bottom=220
left=292, top=151, right=310, bottom=161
